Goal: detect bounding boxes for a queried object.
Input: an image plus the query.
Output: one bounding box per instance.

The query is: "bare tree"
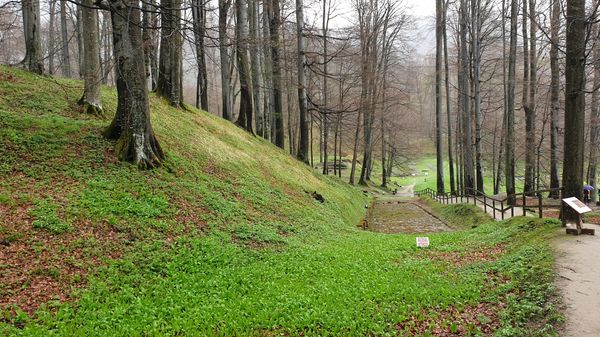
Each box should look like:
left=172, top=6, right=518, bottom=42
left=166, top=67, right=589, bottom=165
left=296, top=0, right=309, bottom=164
left=20, top=0, right=44, bottom=74
left=505, top=0, right=517, bottom=203
left=218, top=0, right=233, bottom=120
left=157, top=0, right=183, bottom=107
left=234, top=0, right=254, bottom=132
left=192, top=0, right=208, bottom=110
left=100, top=0, right=165, bottom=168
left=561, top=0, right=586, bottom=222
left=435, top=0, right=445, bottom=194
left=548, top=0, right=560, bottom=198
left=78, top=0, right=102, bottom=115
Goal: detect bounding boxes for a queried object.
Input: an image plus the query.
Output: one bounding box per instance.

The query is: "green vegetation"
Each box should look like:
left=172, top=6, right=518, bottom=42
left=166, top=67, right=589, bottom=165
left=0, top=67, right=561, bottom=336
left=420, top=197, right=493, bottom=230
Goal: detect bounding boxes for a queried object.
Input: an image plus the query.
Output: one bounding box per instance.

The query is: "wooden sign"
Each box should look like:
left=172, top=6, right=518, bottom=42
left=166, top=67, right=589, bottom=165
left=416, top=237, right=430, bottom=248
left=562, top=197, right=592, bottom=214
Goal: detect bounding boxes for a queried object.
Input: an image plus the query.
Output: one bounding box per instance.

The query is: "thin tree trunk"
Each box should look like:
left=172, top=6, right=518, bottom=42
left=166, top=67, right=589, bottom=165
left=235, top=0, right=254, bottom=133
left=588, top=11, right=600, bottom=203
left=219, top=0, right=233, bottom=120
left=524, top=0, right=537, bottom=194
left=48, top=0, right=56, bottom=75
left=505, top=0, right=518, bottom=204
left=59, top=0, right=71, bottom=77
left=157, top=0, right=183, bottom=107
left=549, top=0, right=560, bottom=198
left=296, top=0, right=309, bottom=163
left=192, top=0, right=208, bottom=110
left=473, top=0, right=483, bottom=193
left=435, top=0, right=445, bottom=194
left=249, top=0, right=262, bottom=130
left=78, top=0, right=102, bottom=116
left=443, top=0, right=455, bottom=195
left=459, top=0, right=474, bottom=192
left=269, top=0, right=285, bottom=148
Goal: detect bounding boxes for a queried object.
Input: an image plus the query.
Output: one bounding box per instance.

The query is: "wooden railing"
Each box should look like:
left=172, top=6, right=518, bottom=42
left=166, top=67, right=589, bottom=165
left=414, top=187, right=563, bottom=220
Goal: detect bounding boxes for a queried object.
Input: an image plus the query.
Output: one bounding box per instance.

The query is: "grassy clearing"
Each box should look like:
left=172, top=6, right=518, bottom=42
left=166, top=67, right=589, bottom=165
left=0, top=66, right=562, bottom=336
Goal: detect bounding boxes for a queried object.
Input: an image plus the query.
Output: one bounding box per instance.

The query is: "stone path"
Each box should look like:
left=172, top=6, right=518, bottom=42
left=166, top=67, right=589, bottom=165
left=367, top=198, right=452, bottom=234
left=554, top=224, right=600, bottom=337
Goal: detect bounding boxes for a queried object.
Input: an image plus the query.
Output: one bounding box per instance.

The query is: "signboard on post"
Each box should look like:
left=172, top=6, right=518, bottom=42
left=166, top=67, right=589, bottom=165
left=562, top=197, right=595, bottom=235
left=416, top=237, right=430, bottom=248
left=562, top=197, right=592, bottom=214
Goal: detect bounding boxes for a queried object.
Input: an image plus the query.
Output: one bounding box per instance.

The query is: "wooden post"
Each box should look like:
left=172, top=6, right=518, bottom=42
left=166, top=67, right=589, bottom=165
left=501, top=201, right=505, bottom=220
left=492, top=199, right=496, bottom=219
left=522, top=194, right=526, bottom=216
left=538, top=193, right=543, bottom=218
left=483, top=195, right=487, bottom=213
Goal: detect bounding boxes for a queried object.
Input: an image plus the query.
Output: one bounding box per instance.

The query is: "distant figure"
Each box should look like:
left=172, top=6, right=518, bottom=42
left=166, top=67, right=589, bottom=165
left=583, top=188, right=590, bottom=204
left=393, top=188, right=398, bottom=195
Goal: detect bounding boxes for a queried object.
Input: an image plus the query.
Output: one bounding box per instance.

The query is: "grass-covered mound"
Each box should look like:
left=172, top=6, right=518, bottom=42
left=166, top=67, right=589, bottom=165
left=0, top=67, right=561, bottom=336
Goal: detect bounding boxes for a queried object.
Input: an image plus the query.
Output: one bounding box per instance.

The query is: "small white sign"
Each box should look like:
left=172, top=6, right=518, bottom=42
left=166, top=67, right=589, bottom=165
left=562, top=197, right=592, bottom=214
left=416, top=237, right=430, bottom=248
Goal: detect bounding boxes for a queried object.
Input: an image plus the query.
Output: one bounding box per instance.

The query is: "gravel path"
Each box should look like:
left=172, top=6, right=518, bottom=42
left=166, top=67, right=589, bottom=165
left=367, top=199, right=452, bottom=234
left=554, top=224, right=600, bottom=337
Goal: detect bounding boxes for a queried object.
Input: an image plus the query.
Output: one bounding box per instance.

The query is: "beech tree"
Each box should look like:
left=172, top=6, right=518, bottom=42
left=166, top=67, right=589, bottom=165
left=20, top=0, right=44, bottom=74
left=99, top=0, right=165, bottom=169
left=157, top=0, right=183, bottom=107
left=561, top=0, right=586, bottom=222
left=78, top=0, right=102, bottom=116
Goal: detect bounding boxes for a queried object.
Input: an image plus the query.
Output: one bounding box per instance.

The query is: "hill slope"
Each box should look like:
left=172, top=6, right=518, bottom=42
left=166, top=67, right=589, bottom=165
left=0, top=67, right=561, bottom=336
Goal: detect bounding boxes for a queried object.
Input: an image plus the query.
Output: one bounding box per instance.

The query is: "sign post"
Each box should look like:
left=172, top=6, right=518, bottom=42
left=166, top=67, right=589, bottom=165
left=561, top=197, right=595, bottom=235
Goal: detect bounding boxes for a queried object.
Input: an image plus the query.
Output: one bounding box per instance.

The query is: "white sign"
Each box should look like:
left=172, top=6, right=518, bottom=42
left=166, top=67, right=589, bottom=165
left=416, top=237, right=430, bottom=248
left=562, top=197, right=592, bottom=214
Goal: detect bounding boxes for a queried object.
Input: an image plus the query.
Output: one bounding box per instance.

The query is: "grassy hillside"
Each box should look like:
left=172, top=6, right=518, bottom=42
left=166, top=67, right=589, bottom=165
left=0, top=67, right=561, bottom=336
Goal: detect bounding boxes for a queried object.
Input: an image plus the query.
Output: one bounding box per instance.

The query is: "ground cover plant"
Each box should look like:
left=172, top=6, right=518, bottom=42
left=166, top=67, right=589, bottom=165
left=0, top=67, right=561, bottom=336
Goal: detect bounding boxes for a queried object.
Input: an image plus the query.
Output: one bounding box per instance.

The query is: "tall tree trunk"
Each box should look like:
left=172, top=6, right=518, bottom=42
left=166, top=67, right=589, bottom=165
left=21, top=0, right=44, bottom=74
left=269, top=0, right=285, bottom=148
left=102, top=0, right=164, bottom=169
left=562, top=0, right=587, bottom=221
left=459, top=0, right=474, bottom=193
left=587, top=8, right=600, bottom=203
left=549, top=0, right=560, bottom=198
left=157, top=0, right=182, bottom=107
left=219, top=0, right=232, bottom=119
left=235, top=0, right=254, bottom=132
left=48, top=0, right=56, bottom=75
left=472, top=0, right=483, bottom=193
left=261, top=2, right=274, bottom=137
left=435, top=0, right=445, bottom=194
left=505, top=0, right=518, bottom=204
left=142, top=0, right=158, bottom=90
left=192, top=0, right=209, bottom=110
left=443, top=0, right=455, bottom=195
left=249, top=0, right=262, bottom=131
left=322, top=0, right=330, bottom=174
left=76, top=4, right=84, bottom=78
left=78, top=0, right=102, bottom=116
left=296, top=0, right=309, bottom=163
left=59, top=0, right=71, bottom=77
left=524, top=0, right=537, bottom=194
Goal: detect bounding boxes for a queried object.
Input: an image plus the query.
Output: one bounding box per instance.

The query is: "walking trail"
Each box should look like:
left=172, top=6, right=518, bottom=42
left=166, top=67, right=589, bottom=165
left=554, top=224, right=600, bottom=337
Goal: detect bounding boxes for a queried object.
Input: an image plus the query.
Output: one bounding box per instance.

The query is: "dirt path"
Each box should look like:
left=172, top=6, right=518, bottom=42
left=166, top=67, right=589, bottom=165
left=554, top=224, right=600, bottom=337
left=368, top=198, right=452, bottom=234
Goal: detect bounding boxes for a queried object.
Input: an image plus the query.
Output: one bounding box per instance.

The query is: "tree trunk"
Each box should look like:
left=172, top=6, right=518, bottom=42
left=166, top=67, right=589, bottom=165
left=235, top=0, right=254, bottom=133
left=157, top=0, right=182, bottom=107
left=296, top=0, right=309, bottom=163
left=505, top=0, right=518, bottom=204
left=472, top=0, right=483, bottom=193
left=269, top=0, right=285, bottom=149
left=219, top=0, right=233, bottom=120
left=588, top=7, right=600, bottom=203
left=103, top=0, right=165, bottom=169
left=561, top=0, right=586, bottom=222
left=192, top=0, right=209, bottom=110
left=59, top=0, right=71, bottom=77
left=435, top=0, right=445, bottom=194
left=21, top=0, right=44, bottom=74
left=48, top=0, right=56, bottom=75
left=524, top=0, right=536, bottom=194
left=443, top=0, right=455, bottom=195
left=549, top=0, right=560, bottom=198
left=78, top=0, right=102, bottom=116
left=322, top=0, right=330, bottom=175
left=249, top=0, right=262, bottom=132
left=459, top=0, right=474, bottom=193
left=143, top=0, right=158, bottom=91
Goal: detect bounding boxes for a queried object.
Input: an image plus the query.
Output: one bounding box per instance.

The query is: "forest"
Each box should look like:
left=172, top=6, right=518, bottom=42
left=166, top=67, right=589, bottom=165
left=0, top=0, right=599, bottom=335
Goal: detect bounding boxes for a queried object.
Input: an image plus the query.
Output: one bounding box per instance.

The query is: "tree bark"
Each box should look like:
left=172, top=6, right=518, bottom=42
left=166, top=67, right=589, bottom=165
left=219, top=0, right=233, bottom=120
left=249, top=0, right=262, bottom=131
left=587, top=7, right=600, bottom=203
left=21, top=0, right=44, bottom=74
left=505, top=0, right=518, bottom=204
left=268, top=0, right=285, bottom=148
left=192, top=0, right=208, bottom=110
left=101, top=0, right=165, bottom=169
left=443, top=0, right=455, bottom=195
left=459, top=0, right=474, bottom=193
left=435, top=0, right=445, bottom=194
left=143, top=0, right=159, bottom=91
left=561, top=0, right=586, bottom=222
left=48, top=0, right=56, bottom=75
left=296, top=0, right=309, bottom=164
left=473, top=0, right=483, bottom=193
left=234, top=0, right=254, bottom=133
left=79, top=0, right=102, bottom=116
left=524, top=0, right=537, bottom=194
left=157, top=0, right=183, bottom=107
left=549, top=0, right=560, bottom=198
left=59, top=0, right=71, bottom=77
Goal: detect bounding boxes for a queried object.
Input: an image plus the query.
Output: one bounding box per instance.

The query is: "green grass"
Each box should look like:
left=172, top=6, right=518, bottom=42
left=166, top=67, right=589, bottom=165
left=0, top=66, right=562, bottom=336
